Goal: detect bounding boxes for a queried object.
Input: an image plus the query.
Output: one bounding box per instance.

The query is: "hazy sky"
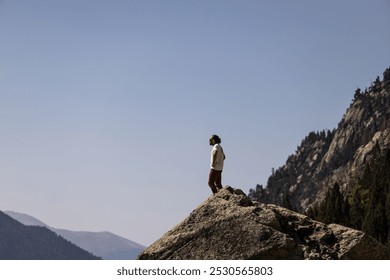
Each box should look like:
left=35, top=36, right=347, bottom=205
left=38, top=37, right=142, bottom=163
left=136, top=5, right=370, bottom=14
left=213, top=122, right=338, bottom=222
left=1, top=0, right=389, bottom=246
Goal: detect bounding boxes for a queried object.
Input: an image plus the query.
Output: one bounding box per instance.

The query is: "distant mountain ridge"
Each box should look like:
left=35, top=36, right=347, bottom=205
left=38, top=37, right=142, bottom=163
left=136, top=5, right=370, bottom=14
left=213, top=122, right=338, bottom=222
left=5, top=211, right=48, bottom=227
left=5, top=211, right=145, bottom=260
left=0, top=211, right=99, bottom=260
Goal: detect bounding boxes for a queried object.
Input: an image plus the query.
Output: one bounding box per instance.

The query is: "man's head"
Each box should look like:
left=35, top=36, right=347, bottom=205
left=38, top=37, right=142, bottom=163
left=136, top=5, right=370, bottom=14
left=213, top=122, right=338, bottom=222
left=209, top=134, right=221, bottom=145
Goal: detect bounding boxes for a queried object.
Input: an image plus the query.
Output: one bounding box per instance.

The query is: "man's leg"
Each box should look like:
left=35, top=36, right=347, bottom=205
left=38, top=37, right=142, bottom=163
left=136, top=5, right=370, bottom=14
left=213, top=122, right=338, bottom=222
left=208, top=169, right=219, bottom=194
left=215, top=170, right=223, bottom=190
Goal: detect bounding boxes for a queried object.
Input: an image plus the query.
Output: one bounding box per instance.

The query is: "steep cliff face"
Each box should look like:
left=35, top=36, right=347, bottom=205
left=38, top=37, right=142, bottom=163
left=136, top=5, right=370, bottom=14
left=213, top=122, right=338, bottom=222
left=138, top=187, right=390, bottom=260
left=250, top=67, right=390, bottom=212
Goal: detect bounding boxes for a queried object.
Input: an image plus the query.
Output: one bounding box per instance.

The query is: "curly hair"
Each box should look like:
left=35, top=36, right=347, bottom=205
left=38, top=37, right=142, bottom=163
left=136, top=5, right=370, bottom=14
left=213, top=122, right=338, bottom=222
left=210, top=134, right=222, bottom=144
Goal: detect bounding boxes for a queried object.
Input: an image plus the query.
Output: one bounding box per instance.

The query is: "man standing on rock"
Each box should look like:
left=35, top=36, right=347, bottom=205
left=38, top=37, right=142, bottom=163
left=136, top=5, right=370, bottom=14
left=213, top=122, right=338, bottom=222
left=208, top=134, right=226, bottom=194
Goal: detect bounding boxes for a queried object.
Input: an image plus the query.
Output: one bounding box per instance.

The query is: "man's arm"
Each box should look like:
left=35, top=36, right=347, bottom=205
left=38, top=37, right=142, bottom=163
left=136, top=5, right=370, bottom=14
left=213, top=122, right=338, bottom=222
left=212, top=149, right=218, bottom=167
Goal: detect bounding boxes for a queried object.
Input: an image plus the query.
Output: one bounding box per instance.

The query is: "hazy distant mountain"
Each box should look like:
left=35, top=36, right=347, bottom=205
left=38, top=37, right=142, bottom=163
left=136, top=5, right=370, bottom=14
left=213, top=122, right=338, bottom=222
left=54, top=229, right=145, bottom=260
left=5, top=211, right=48, bottom=227
left=0, top=211, right=99, bottom=260
left=5, top=211, right=145, bottom=260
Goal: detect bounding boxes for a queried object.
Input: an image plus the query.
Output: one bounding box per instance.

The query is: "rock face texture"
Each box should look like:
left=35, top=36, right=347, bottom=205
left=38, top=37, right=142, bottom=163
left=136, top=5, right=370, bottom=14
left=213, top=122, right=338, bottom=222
left=138, top=187, right=390, bottom=260
left=250, top=68, right=390, bottom=212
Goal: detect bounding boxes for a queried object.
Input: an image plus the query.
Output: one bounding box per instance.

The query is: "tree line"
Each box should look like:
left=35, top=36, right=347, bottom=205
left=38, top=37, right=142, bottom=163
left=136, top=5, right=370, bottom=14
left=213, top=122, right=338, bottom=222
left=307, top=144, right=390, bottom=245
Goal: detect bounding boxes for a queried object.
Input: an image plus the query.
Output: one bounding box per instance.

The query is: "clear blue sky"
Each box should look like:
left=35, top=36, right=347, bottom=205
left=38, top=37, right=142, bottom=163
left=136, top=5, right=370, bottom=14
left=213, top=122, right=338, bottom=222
left=1, top=0, right=389, bottom=246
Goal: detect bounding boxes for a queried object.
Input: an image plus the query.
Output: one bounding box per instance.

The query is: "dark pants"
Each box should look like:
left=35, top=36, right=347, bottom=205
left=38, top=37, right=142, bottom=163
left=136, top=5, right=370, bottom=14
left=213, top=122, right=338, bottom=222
left=208, top=169, right=223, bottom=194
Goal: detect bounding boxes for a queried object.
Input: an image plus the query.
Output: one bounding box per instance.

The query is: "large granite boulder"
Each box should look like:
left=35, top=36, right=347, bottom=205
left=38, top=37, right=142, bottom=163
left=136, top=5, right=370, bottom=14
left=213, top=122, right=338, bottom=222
left=138, top=187, right=390, bottom=260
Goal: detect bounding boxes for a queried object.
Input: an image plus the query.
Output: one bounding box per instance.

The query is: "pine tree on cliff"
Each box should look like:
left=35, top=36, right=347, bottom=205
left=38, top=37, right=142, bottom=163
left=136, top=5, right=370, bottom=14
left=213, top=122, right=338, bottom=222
left=354, top=87, right=362, bottom=101
left=361, top=146, right=390, bottom=243
left=371, top=76, right=382, bottom=93
left=348, top=183, right=366, bottom=229
left=383, top=67, right=390, bottom=91
left=307, top=182, right=349, bottom=225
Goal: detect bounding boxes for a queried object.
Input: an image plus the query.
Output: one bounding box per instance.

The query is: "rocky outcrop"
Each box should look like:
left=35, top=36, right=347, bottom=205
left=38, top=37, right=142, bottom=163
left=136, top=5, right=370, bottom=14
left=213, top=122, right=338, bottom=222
left=250, top=67, right=390, bottom=212
left=138, top=187, right=390, bottom=260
